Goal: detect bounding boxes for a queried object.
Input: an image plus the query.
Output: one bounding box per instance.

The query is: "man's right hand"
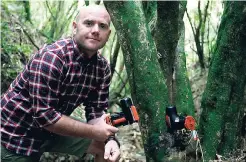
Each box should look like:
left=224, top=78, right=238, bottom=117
left=89, top=114, right=119, bottom=142
left=44, top=114, right=118, bottom=142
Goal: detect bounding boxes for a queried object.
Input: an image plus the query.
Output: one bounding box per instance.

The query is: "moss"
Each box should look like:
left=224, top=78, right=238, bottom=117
left=175, top=26, right=195, bottom=117
left=105, top=1, right=169, bottom=161
left=199, top=2, right=246, bottom=160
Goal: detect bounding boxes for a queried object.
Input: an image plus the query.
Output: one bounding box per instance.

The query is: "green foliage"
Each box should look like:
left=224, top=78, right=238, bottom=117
left=1, top=1, right=78, bottom=93
left=40, top=1, right=78, bottom=43
left=199, top=1, right=246, bottom=160
left=1, top=1, right=34, bottom=93
left=23, top=1, right=31, bottom=23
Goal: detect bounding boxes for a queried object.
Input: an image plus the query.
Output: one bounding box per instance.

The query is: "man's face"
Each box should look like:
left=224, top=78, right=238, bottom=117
left=73, top=6, right=111, bottom=56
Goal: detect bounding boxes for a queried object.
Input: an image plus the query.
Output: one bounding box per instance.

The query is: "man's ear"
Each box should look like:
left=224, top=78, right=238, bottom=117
left=72, top=21, right=77, bottom=34
left=106, top=29, right=111, bottom=41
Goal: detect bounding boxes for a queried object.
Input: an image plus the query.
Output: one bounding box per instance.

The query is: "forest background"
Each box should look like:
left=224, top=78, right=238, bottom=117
left=1, top=0, right=246, bottom=162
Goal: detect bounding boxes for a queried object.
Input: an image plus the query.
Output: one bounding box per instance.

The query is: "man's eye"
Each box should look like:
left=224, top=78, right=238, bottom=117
left=85, top=21, right=93, bottom=26
left=100, top=24, right=107, bottom=30
left=100, top=24, right=105, bottom=29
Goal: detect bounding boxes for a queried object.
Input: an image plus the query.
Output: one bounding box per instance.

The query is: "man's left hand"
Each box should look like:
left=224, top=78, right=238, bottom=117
left=104, top=140, right=120, bottom=162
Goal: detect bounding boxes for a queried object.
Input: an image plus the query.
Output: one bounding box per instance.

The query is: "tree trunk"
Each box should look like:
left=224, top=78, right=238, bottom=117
left=142, top=1, right=157, bottom=34
left=199, top=2, right=246, bottom=160
left=154, top=1, right=179, bottom=104
left=173, top=2, right=195, bottom=116
left=104, top=1, right=169, bottom=161
left=175, top=22, right=195, bottom=116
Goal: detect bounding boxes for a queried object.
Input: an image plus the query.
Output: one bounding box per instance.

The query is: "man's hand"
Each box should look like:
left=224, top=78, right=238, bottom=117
left=104, top=140, right=120, bottom=162
left=88, top=114, right=119, bottom=142
left=88, top=113, right=112, bottom=125
left=87, top=140, right=120, bottom=162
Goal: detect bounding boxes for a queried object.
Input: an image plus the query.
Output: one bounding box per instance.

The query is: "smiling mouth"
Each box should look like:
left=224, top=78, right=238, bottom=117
left=88, top=38, right=100, bottom=41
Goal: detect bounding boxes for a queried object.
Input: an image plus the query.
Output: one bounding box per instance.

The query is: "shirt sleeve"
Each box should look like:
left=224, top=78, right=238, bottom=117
left=29, top=47, right=64, bottom=128
left=84, top=63, right=111, bottom=121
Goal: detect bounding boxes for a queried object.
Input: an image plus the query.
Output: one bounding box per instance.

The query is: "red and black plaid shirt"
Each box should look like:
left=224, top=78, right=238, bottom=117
left=1, top=38, right=111, bottom=156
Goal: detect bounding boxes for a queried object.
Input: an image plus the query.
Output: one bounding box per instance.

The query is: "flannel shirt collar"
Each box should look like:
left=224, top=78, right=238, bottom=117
left=72, top=38, right=98, bottom=65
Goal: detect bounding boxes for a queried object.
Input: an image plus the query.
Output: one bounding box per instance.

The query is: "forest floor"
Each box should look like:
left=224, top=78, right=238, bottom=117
left=40, top=69, right=246, bottom=162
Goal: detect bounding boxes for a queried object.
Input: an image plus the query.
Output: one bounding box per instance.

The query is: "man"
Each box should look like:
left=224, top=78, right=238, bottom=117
left=1, top=5, right=120, bottom=162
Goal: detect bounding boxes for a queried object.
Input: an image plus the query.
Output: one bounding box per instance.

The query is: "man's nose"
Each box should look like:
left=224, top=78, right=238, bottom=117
left=91, top=24, right=99, bottom=34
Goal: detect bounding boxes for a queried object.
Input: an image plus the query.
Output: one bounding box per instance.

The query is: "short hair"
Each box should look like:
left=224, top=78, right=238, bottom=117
left=74, top=5, right=111, bottom=25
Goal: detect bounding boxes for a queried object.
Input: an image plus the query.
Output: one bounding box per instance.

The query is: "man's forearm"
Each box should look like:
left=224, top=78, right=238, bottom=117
left=44, top=115, right=95, bottom=139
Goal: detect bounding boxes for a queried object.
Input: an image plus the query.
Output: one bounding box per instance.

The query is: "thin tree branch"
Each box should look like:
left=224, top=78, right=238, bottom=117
left=111, top=37, right=120, bottom=77
left=117, top=77, right=128, bottom=98
left=190, top=45, right=197, bottom=53
left=15, top=21, right=39, bottom=50
left=113, top=70, right=126, bottom=87
left=207, top=16, right=210, bottom=60
left=66, top=1, right=78, bottom=22
left=109, top=75, right=129, bottom=102
left=195, top=1, right=202, bottom=50
left=109, top=33, right=117, bottom=59
left=109, top=71, right=128, bottom=105
left=197, top=1, right=202, bottom=36
left=201, top=1, right=210, bottom=50
left=45, top=1, right=55, bottom=20
left=185, top=8, right=196, bottom=42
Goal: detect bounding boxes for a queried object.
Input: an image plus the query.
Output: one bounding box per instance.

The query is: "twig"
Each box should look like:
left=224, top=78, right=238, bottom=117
left=201, top=1, right=210, bottom=51
left=190, top=46, right=197, bottom=53
left=45, top=1, right=55, bottom=19
left=15, top=21, right=39, bottom=50
left=111, top=36, right=120, bottom=77
left=114, top=70, right=127, bottom=88
left=196, top=139, right=205, bottom=162
left=185, top=8, right=196, bottom=42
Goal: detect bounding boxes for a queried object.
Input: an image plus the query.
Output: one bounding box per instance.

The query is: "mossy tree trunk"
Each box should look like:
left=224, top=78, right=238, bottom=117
left=142, top=1, right=157, bottom=34
left=153, top=1, right=195, bottom=116
left=105, top=1, right=169, bottom=161
left=154, top=1, right=179, bottom=105
left=105, top=1, right=196, bottom=161
left=173, top=1, right=195, bottom=116
left=199, top=1, right=246, bottom=160
left=175, top=22, right=195, bottom=116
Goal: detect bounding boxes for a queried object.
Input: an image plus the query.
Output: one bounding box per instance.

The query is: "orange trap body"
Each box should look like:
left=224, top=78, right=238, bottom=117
left=106, top=98, right=139, bottom=127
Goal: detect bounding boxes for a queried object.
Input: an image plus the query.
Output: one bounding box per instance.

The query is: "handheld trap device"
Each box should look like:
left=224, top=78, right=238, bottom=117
left=165, top=106, right=196, bottom=133
left=106, top=97, right=139, bottom=127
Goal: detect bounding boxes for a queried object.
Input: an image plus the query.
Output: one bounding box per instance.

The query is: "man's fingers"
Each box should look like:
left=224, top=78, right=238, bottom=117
left=104, top=144, right=111, bottom=160
left=101, top=113, right=110, bottom=120
left=107, top=125, right=119, bottom=133
left=102, top=114, right=118, bottom=133
left=105, top=141, right=121, bottom=162
left=109, top=149, right=120, bottom=162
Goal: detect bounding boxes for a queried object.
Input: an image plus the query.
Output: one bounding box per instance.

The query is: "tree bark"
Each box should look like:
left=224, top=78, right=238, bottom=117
left=142, top=1, right=157, bottom=35
left=104, top=1, right=169, bottom=161
left=199, top=2, right=246, bottom=160
left=154, top=1, right=179, bottom=104
left=175, top=22, right=195, bottom=116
